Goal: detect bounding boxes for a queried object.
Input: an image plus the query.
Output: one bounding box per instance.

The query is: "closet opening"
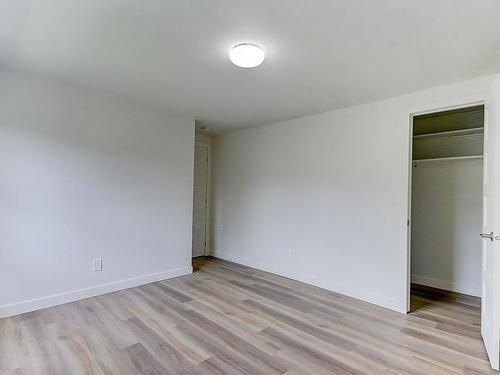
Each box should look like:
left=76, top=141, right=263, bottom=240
left=408, top=104, right=485, bottom=318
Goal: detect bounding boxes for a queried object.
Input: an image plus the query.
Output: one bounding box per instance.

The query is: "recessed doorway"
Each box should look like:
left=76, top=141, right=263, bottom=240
left=192, top=143, right=210, bottom=258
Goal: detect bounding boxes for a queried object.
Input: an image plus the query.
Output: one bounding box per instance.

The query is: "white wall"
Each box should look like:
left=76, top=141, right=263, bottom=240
left=411, top=158, right=483, bottom=296
left=212, top=74, right=495, bottom=313
left=0, top=70, right=195, bottom=317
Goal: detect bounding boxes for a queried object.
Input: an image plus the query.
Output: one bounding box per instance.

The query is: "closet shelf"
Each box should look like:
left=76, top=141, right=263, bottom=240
left=413, top=155, right=483, bottom=163
left=413, top=127, right=484, bottom=140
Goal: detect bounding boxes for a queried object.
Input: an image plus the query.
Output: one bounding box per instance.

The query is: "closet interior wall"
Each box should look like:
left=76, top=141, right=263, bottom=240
left=411, top=106, right=484, bottom=297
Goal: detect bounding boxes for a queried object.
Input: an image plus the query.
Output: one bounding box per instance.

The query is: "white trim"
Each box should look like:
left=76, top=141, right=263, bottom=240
left=212, top=250, right=402, bottom=313
left=409, top=101, right=485, bottom=117
left=411, top=275, right=481, bottom=297
left=0, top=266, right=192, bottom=319
left=406, top=113, right=414, bottom=313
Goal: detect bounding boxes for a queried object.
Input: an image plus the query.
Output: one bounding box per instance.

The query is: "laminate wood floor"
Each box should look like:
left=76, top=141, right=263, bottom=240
left=0, top=257, right=495, bottom=374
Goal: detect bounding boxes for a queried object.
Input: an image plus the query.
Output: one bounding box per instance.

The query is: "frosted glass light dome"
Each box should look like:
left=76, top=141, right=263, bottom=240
left=229, top=43, right=265, bottom=68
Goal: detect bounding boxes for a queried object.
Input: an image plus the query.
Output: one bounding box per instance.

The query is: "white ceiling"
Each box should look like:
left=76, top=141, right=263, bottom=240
left=1, top=0, right=500, bottom=132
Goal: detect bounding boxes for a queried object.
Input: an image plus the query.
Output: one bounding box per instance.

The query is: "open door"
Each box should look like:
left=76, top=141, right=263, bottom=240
left=481, top=75, right=500, bottom=370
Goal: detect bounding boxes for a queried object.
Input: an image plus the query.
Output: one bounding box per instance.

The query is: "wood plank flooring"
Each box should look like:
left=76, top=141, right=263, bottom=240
left=0, top=257, right=496, bottom=374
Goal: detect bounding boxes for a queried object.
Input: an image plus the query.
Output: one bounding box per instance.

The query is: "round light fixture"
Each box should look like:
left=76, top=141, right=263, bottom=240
left=229, top=43, right=265, bottom=68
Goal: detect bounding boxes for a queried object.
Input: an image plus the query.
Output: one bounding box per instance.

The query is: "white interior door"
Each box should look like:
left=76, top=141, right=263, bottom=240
left=481, top=75, right=500, bottom=370
left=192, top=144, right=209, bottom=258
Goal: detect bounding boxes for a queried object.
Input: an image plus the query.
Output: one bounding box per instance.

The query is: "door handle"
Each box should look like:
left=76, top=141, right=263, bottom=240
left=480, top=232, right=500, bottom=241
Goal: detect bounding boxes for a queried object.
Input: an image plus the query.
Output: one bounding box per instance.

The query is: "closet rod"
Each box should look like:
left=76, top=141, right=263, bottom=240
left=413, top=155, right=483, bottom=163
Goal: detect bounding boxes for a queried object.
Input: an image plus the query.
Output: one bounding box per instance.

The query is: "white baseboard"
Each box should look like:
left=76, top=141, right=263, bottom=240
left=212, top=249, right=404, bottom=313
left=0, top=266, right=192, bottom=319
left=411, top=274, right=480, bottom=297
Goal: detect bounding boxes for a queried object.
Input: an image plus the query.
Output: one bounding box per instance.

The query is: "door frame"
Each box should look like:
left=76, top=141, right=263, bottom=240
left=406, top=100, right=485, bottom=312
left=194, top=142, right=212, bottom=257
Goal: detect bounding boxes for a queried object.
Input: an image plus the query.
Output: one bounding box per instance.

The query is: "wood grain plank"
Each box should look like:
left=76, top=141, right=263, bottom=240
left=0, top=257, right=496, bottom=374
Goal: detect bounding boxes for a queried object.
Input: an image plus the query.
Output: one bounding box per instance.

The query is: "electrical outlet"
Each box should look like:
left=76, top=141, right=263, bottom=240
left=92, top=258, right=102, bottom=272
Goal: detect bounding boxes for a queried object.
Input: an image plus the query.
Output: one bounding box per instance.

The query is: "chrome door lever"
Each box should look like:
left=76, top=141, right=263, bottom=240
left=480, top=232, right=500, bottom=241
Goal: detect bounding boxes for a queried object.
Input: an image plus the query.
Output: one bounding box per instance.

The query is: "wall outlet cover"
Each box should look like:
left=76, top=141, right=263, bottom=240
left=93, top=258, right=102, bottom=272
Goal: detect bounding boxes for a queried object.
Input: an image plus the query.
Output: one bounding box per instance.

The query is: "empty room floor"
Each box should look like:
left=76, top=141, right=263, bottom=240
left=0, top=258, right=495, bottom=375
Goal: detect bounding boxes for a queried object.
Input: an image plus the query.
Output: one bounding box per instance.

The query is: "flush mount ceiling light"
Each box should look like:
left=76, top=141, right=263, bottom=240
left=229, top=43, right=265, bottom=68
